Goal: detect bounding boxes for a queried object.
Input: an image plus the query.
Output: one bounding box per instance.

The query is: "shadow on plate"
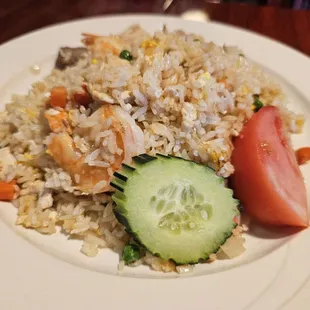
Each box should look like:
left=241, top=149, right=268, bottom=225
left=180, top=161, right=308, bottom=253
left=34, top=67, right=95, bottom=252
left=242, top=215, right=305, bottom=240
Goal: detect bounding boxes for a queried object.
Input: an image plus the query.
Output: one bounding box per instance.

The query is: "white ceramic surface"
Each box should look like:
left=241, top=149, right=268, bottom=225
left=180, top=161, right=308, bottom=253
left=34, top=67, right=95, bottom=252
left=0, top=15, right=310, bottom=310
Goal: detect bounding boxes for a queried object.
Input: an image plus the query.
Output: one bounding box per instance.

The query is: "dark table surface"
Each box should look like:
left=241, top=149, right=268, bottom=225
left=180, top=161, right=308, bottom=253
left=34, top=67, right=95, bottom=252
left=1, top=0, right=310, bottom=56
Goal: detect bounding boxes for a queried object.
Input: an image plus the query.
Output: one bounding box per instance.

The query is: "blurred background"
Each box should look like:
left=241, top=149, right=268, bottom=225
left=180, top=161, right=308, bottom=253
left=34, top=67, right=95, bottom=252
left=1, top=0, right=310, bottom=55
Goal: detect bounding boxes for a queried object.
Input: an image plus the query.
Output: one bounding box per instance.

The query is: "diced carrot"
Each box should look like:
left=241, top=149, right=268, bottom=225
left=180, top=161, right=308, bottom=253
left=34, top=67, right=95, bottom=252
left=72, top=84, right=93, bottom=107
left=0, top=180, right=17, bottom=201
left=296, top=147, right=310, bottom=165
left=50, top=86, right=67, bottom=109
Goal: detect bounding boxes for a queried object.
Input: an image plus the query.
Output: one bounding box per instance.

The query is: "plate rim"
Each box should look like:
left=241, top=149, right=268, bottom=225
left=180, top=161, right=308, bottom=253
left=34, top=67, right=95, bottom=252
left=0, top=13, right=309, bottom=61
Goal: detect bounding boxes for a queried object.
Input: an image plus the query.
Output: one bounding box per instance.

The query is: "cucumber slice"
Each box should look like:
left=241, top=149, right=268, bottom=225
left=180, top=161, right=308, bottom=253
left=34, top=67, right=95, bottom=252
left=112, top=154, right=239, bottom=264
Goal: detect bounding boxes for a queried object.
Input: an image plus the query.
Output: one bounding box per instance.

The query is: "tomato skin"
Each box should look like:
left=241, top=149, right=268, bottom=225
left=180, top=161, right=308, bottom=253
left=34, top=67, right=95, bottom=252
left=231, top=106, right=308, bottom=227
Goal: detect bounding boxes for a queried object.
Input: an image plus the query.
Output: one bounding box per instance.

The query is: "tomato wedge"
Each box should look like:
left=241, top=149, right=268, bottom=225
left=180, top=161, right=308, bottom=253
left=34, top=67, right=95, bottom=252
left=230, top=106, right=308, bottom=227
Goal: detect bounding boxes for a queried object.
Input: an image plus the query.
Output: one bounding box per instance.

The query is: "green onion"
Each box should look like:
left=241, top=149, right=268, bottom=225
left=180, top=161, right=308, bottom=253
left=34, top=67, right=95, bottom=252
left=252, top=94, right=264, bottom=112
left=119, top=50, right=133, bottom=61
left=122, top=244, right=140, bottom=265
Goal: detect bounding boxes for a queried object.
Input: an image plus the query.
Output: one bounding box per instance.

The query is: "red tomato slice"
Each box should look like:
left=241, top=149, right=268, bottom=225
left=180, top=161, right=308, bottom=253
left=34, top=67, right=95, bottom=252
left=230, top=106, right=308, bottom=227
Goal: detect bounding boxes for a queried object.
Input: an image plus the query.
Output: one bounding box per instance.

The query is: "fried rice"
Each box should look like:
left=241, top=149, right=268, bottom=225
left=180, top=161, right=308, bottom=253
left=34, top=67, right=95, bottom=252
left=0, top=25, right=304, bottom=273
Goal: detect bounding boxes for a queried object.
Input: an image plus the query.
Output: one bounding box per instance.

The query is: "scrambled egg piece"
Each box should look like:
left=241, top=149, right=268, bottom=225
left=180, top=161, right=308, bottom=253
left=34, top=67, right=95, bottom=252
left=141, top=39, right=159, bottom=49
left=198, top=72, right=211, bottom=85
left=24, top=153, right=33, bottom=160
left=240, top=85, right=250, bottom=95
left=141, top=38, right=163, bottom=59
left=203, top=142, right=228, bottom=169
left=197, top=72, right=212, bottom=100
left=26, top=109, right=37, bottom=119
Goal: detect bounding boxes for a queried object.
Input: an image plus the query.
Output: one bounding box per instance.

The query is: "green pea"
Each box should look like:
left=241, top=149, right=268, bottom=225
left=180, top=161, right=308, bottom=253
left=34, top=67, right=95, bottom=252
left=119, top=50, right=133, bottom=61
left=122, top=244, right=140, bottom=264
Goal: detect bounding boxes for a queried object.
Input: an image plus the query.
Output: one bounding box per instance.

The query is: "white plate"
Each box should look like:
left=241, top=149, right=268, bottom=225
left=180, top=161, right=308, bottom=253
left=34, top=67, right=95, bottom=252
left=0, top=15, right=310, bottom=310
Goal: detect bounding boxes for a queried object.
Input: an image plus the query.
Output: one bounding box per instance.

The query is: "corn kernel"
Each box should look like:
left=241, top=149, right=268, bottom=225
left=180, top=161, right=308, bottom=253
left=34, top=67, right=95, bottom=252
left=26, top=109, right=37, bottom=119
left=141, top=39, right=158, bottom=49
left=24, top=153, right=33, bottom=160
left=203, top=72, right=211, bottom=80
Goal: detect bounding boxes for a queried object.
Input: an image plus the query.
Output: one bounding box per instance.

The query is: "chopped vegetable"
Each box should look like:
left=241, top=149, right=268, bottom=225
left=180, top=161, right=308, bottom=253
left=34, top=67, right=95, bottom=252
left=112, top=154, right=239, bottom=264
left=122, top=244, right=141, bottom=265
left=50, top=86, right=67, bottom=109
left=119, top=50, right=133, bottom=61
left=72, top=85, right=92, bottom=107
left=72, top=92, right=92, bottom=106
left=251, top=94, right=264, bottom=112
left=296, top=147, right=310, bottom=165
left=0, top=180, right=17, bottom=201
left=231, top=106, right=308, bottom=227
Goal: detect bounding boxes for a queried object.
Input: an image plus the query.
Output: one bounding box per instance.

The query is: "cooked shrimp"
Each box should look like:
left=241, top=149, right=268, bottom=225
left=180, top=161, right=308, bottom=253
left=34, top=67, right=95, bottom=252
left=44, top=110, right=72, bottom=134
left=47, top=105, right=145, bottom=193
left=82, top=33, right=125, bottom=58
left=108, top=105, right=145, bottom=163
